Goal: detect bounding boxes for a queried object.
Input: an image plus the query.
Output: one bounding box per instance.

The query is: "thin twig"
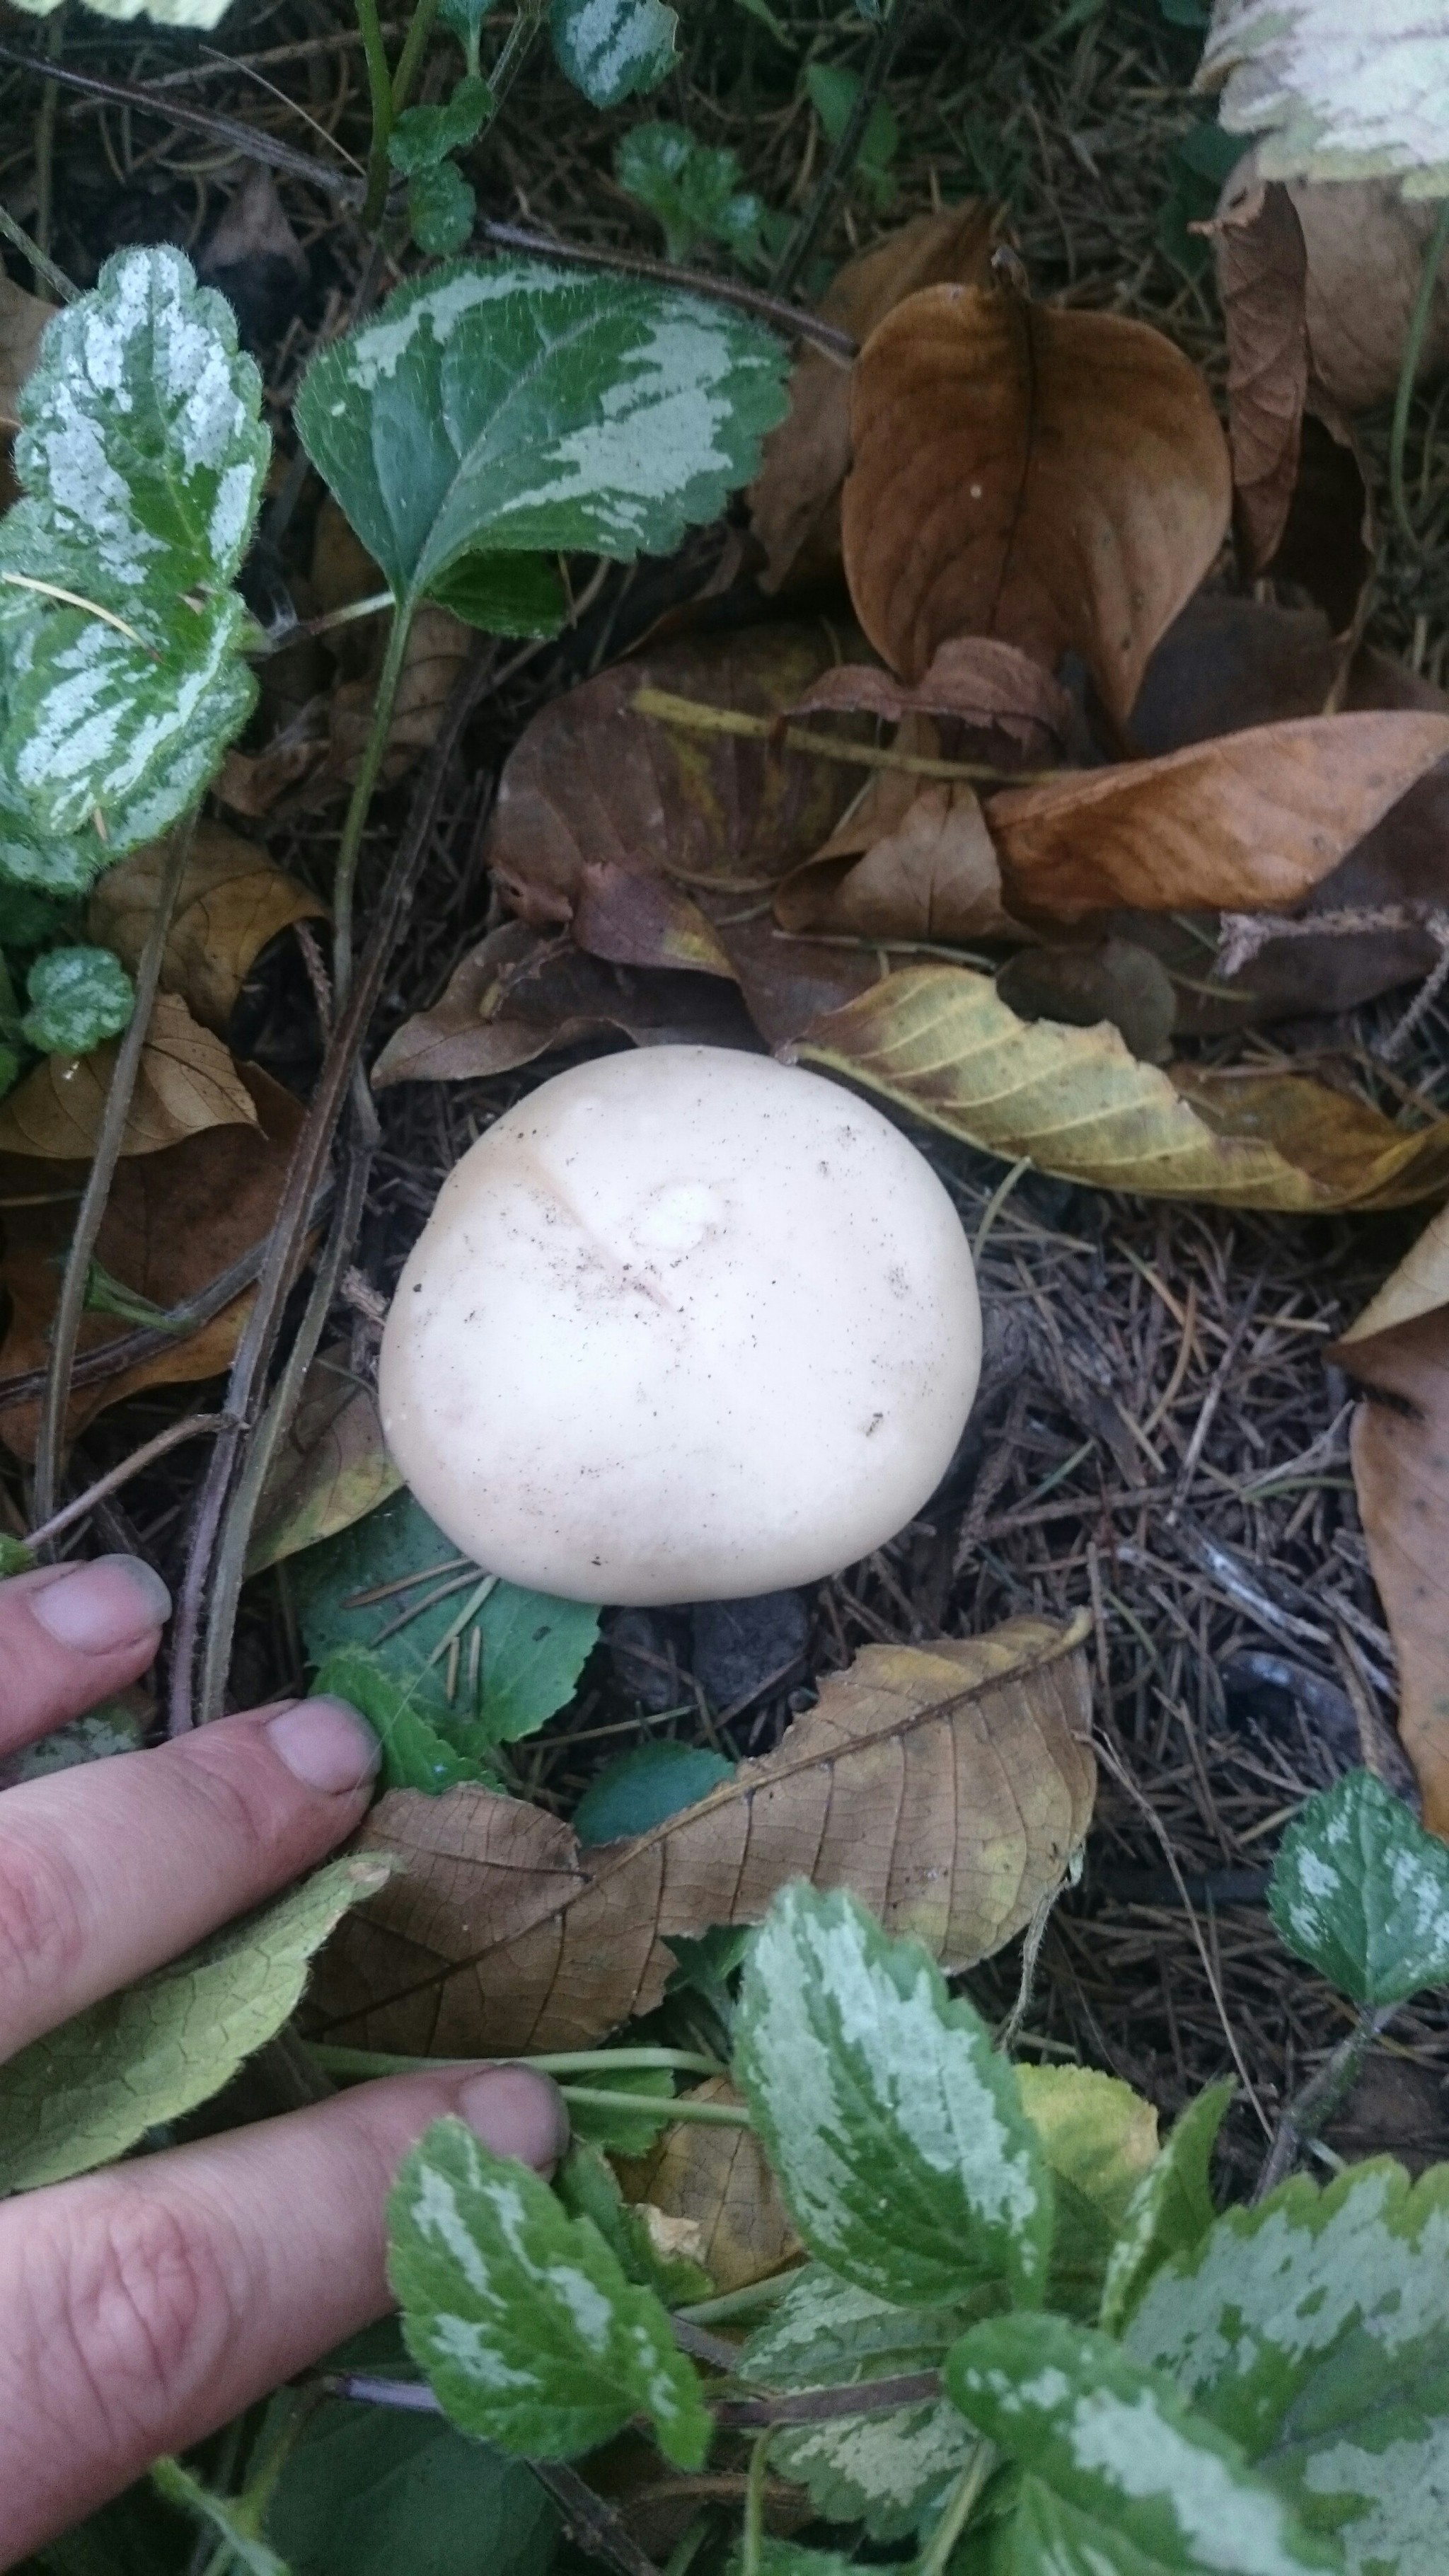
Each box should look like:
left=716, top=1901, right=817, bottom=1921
left=633, top=689, right=1060, bottom=783
left=0, top=199, right=77, bottom=302
left=30, top=817, right=195, bottom=1538
left=319, top=2364, right=947, bottom=2429
left=1252, top=2006, right=1392, bottom=2202
left=475, top=219, right=858, bottom=361
left=25, top=1413, right=231, bottom=1553
left=526, top=2463, right=662, bottom=2576
left=771, top=0, right=913, bottom=295
left=0, top=40, right=362, bottom=197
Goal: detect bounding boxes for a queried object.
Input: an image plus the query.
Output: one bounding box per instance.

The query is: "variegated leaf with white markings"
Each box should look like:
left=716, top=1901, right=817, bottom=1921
left=1269, top=1767, right=1449, bottom=2007
left=1199, top=3, right=1449, bottom=198
left=292, top=260, right=789, bottom=623
left=548, top=0, right=679, bottom=106
left=743, top=2267, right=980, bottom=2540
left=388, top=2115, right=711, bottom=2466
left=1125, top=2158, right=1449, bottom=2576
left=733, top=1884, right=1052, bottom=2311
left=1099, top=2081, right=1233, bottom=2336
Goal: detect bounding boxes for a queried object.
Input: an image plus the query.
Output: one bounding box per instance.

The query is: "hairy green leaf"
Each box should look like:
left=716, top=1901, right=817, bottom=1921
left=408, top=163, right=478, bottom=258
left=555, top=2139, right=713, bottom=2305
left=388, top=77, right=493, bottom=173
left=22, top=943, right=134, bottom=1054
left=0, top=1856, right=391, bottom=2192
left=1200, top=2, right=1449, bottom=197
left=388, top=2115, right=711, bottom=2463
left=1269, top=1768, right=1449, bottom=2006
left=734, top=1883, right=1052, bottom=2310
left=1126, top=2158, right=1449, bottom=2575
left=948, top=2312, right=1339, bottom=2574
left=292, top=260, right=788, bottom=616
left=744, top=2267, right=981, bottom=2538
left=1099, top=2081, right=1233, bottom=2335
left=615, top=123, right=765, bottom=265
left=1017, top=2064, right=1160, bottom=2319
left=549, top=0, right=679, bottom=105
left=312, top=1645, right=491, bottom=1795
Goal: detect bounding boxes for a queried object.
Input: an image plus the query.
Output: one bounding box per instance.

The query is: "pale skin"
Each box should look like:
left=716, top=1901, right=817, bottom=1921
left=0, top=1553, right=567, bottom=2567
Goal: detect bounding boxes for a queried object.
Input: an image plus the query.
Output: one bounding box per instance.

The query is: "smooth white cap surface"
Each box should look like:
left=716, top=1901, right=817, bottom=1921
left=379, top=1046, right=981, bottom=1605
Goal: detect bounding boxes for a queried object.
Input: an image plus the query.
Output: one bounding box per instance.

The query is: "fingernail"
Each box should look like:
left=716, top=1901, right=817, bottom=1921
left=32, top=1554, right=172, bottom=1654
left=458, top=2066, right=570, bottom=2172
left=265, top=1696, right=381, bottom=1795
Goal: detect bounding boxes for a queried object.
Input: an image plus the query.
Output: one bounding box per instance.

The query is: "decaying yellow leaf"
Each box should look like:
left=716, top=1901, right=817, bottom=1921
left=617, top=2080, right=801, bottom=2294
left=0, top=992, right=259, bottom=1160
left=245, top=1349, right=402, bottom=1576
left=88, top=824, right=326, bottom=1035
left=795, top=964, right=1449, bottom=1208
left=312, top=1612, right=1095, bottom=2055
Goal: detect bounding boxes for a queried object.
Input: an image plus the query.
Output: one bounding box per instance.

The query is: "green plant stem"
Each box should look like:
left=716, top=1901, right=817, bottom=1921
left=30, top=815, right=195, bottom=1536
left=356, top=0, right=396, bottom=229
left=1252, top=2004, right=1392, bottom=2203
left=0, top=200, right=77, bottom=301
left=309, top=2042, right=726, bottom=2079
left=561, top=2086, right=752, bottom=2127
left=741, top=2431, right=772, bottom=2576
left=771, top=0, right=911, bottom=295
left=676, top=2272, right=798, bottom=2327
left=915, top=2444, right=995, bottom=2576
left=489, top=0, right=546, bottom=108
left=389, top=0, right=443, bottom=115
left=1391, top=197, right=1449, bottom=547
left=332, top=599, right=416, bottom=1010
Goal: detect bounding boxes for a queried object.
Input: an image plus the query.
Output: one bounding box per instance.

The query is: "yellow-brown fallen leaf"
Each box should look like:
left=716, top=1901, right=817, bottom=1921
left=245, top=1348, right=401, bottom=1576
left=0, top=275, right=54, bottom=430
left=749, top=202, right=995, bottom=593
left=311, top=1612, right=1095, bottom=2055
left=0, top=1068, right=303, bottom=1456
left=1341, top=1202, right=1449, bottom=1345
left=616, top=2081, right=800, bottom=2294
left=986, top=712, right=1449, bottom=925
left=0, top=992, right=259, bottom=1160
left=87, top=824, right=326, bottom=1035
left=794, top=962, right=1449, bottom=1207
left=841, top=282, right=1231, bottom=720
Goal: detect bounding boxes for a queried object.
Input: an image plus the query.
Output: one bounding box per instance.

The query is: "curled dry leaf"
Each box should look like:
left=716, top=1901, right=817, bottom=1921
left=775, top=729, right=1019, bottom=942
left=0, top=1066, right=304, bottom=1456
left=841, top=282, right=1231, bottom=720
left=616, top=2080, right=801, bottom=2294
left=986, top=711, right=1449, bottom=924
left=795, top=962, right=1449, bottom=1208
left=310, top=1612, right=1095, bottom=2054
left=790, top=636, right=1075, bottom=759
left=245, top=1347, right=401, bottom=1577
left=748, top=202, right=995, bottom=593
left=86, top=822, right=326, bottom=1034
left=0, top=275, right=55, bottom=431
left=0, top=991, right=259, bottom=1160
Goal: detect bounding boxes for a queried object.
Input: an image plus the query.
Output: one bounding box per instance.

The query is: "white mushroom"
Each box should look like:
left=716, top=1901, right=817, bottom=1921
left=379, top=1045, right=982, bottom=1605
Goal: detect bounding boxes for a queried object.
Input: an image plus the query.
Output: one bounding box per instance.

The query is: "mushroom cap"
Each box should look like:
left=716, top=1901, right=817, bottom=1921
left=379, top=1045, right=981, bottom=1605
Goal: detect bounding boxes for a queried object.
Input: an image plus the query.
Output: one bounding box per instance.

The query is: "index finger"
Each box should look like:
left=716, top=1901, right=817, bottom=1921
left=0, top=1558, right=172, bottom=1752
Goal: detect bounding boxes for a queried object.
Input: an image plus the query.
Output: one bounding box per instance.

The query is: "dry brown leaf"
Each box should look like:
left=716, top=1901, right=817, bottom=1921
left=790, top=636, right=1075, bottom=759
left=1211, top=166, right=1309, bottom=570
left=0, top=991, right=259, bottom=1161
left=986, top=711, right=1449, bottom=924
left=1341, top=1202, right=1449, bottom=1345
left=794, top=962, right=1449, bottom=1208
left=325, top=603, right=471, bottom=790
left=1293, top=176, right=1449, bottom=416
left=311, top=1612, right=1095, bottom=2054
left=775, top=737, right=1018, bottom=941
left=616, top=2081, right=801, bottom=2294
left=748, top=203, right=995, bottom=593
left=245, top=1348, right=401, bottom=1576
left=86, top=824, right=326, bottom=1034
left=995, top=940, right=1177, bottom=1066
left=0, top=1067, right=303, bottom=1456
left=0, top=274, right=54, bottom=430
left=841, top=282, right=1231, bottom=719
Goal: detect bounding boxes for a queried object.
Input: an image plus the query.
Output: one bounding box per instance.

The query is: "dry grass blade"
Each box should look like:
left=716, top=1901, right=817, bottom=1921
left=841, top=282, right=1231, bottom=718
left=311, top=1613, right=1095, bottom=2054
left=88, top=824, right=327, bottom=1034
left=0, top=992, right=259, bottom=1159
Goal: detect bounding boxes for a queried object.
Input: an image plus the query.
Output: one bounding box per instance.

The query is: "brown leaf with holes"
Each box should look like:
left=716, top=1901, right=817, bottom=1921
left=311, top=1612, right=1095, bottom=2054
left=749, top=203, right=996, bottom=592
left=616, top=2082, right=800, bottom=2293
left=0, top=992, right=259, bottom=1160
left=842, top=282, right=1232, bottom=720
left=986, top=711, right=1449, bottom=925
left=87, top=824, right=326, bottom=1034
left=0, top=1067, right=302, bottom=1457
left=0, top=274, right=54, bottom=430
left=245, top=1348, right=401, bottom=1577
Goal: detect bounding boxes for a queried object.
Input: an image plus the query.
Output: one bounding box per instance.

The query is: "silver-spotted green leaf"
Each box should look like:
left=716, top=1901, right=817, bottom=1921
left=388, top=76, right=493, bottom=175
left=22, top=943, right=134, bottom=1054
left=549, top=0, right=679, bottom=106
left=734, top=1883, right=1052, bottom=2310
left=0, top=1855, right=391, bottom=2193
left=1099, top=2081, right=1234, bottom=2337
left=408, top=163, right=478, bottom=259
left=1199, top=2, right=1449, bottom=198
left=1269, top=1769, right=1449, bottom=2006
left=947, top=2313, right=1340, bottom=2575
left=743, top=2266, right=981, bottom=2539
left=1125, top=2158, right=1449, bottom=2575
left=292, top=259, right=788, bottom=616
left=388, top=2115, right=711, bottom=2466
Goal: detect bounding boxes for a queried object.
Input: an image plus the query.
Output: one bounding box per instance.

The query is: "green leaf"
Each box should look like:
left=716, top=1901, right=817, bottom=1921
left=1017, top=2064, right=1161, bottom=2321
left=22, top=943, right=133, bottom=1053
left=947, top=2312, right=1339, bottom=2574
left=388, top=76, right=493, bottom=174
left=1099, top=2081, right=1233, bottom=2337
left=1125, top=2158, right=1449, bottom=2575
left=1269, top=1768, right=1449, bottom=2006
left=615, top=122, right=765, bottom=265
left=0, top=882, right=71, bottom=948
left=388, top=2114, right=712, bottom=2465
left=424, top=549, right=567, bottom=636
left=0, top=1040, right=18, bottom=1098
left=313, top=1645, right=490, bottom=1794
left=574, top=1740, right=734, bottom=1845
left=804, top=61, right=899, bottom=195
left=408, top=162, right=479, bottom=259
left=0, top=1535, right=34, bottom=1577
left=743, top=2265, right=983, bottom=2538
left=0, top=1700, right=146, bottom=1788
left=555, top=2138, right=713, bottom=2304
left=30, top=2481, right=194, bottom=2576
left=82, top=1256, right=183, bottom=1330
left=734, top=1883, right=1053, bottom=2310
left=292, top=259, right=789, bottom=618
left=733, top=2550, right=860, bottom=2576
left=564, top=2061, right=679, bottom=2154
left=149, top=2462, right=288, bottom=2576
left=0, top=1854, right=391, bottom=2192
left=439, top=0, right=493, bottom=74
left=733, top=0, right=794, bottom=43
left=549, top=0, right=679, bottom=106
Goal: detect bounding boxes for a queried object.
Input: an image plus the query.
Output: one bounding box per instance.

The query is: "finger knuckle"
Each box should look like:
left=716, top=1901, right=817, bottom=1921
left=47, top=2188, right=242, bottom=2450
left=0, top=1828, right=88, bottom=2025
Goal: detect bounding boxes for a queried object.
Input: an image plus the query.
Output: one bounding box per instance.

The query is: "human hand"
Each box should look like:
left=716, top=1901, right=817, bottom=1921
left=0, top=1554, right=565, bottom=2567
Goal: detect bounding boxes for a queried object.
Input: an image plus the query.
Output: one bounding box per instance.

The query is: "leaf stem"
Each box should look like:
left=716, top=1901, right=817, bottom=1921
left=771, top=0, right=912, bottom=296
left=30, top=815, right=195, bottom=1536
left=914, top=2443, right=995, bottom=2576
left=675, top=2272, right=799, bottom=2327
left=1252, top=2004, right=1392, bottom=2202
left=741, top=2432, right=771, bottom=2576
left=356, top=0, right=396, bottom=229
left=1390, top=196, right=1449, bottom=549
left=308, top=2043, right=727, bottom=2079
left=0, top=199, right=77, bottom=301
left=560, top=2086, right=752, bottom=2128
left=25, top=1410, right=231, bottom=1553
left=633, top=688, right=1061, bottom=785
left=487, top=0, right=546, bottom=106
left=389, top=0, right=443, bottom=116
left=332, top=599, right=416, bottom=1011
